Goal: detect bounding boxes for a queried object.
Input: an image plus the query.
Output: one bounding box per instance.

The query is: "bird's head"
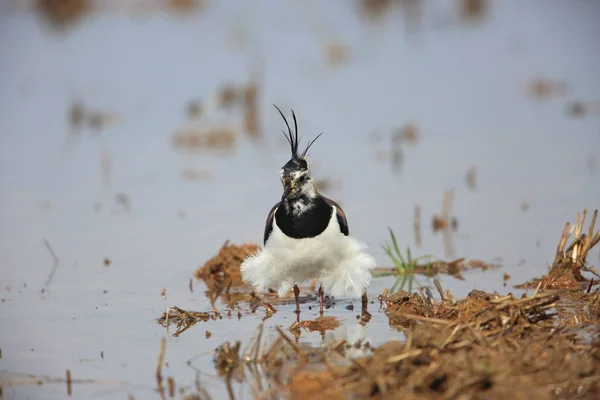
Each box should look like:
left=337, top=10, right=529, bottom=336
left=274, top=105, right=323, bottom=201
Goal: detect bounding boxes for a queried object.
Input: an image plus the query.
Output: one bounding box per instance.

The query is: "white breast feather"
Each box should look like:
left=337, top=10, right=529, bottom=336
left=240, top=207, right=375, bottom=298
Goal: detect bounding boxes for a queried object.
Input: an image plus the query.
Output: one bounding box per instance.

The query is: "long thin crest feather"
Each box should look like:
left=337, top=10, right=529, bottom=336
left=273, top=104, right=298, bottom=158
left=292, top=110, right=299, bottom=154
left=273, top=104, right=323, bottom=160
left=301, top=132, right=323, bottom=158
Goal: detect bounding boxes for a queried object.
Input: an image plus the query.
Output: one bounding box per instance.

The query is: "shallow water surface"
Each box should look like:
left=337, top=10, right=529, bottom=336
left=1, top=1, right=599, bottom=399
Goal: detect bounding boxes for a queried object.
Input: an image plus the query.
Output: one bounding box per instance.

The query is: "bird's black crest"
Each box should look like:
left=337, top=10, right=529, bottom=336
left=273, top=104, right=323, bottom=162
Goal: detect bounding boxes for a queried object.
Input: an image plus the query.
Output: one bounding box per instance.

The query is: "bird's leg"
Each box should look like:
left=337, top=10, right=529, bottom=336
left=361, top=292, right=368, bottom=313
left=318, top=285, right=324, bottom=315
left=293, top=284, right=300, bottom=316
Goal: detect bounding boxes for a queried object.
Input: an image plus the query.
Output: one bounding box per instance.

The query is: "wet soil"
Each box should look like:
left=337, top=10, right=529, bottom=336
left=150, top=209, right=600, bottom=399
left=192, top=280, right=600, bottom=400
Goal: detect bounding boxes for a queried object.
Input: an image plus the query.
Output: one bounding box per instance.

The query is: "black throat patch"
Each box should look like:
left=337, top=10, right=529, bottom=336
left=275, top=195, right=333, bottom=239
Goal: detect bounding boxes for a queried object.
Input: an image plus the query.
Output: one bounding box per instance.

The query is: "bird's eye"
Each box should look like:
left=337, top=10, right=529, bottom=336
left=298, top=175, right=307, bottom=183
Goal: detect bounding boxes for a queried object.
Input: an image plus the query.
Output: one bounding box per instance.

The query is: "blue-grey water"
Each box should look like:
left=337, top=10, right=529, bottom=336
left=1, top=1, right=599, bottom=399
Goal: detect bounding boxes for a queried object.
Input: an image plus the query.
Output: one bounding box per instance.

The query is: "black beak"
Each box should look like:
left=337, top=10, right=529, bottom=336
left=281, top=178, right=294, bottom=200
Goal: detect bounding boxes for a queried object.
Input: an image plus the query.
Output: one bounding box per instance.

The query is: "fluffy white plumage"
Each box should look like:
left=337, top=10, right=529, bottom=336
left=241, top=207, right=375, bottom=298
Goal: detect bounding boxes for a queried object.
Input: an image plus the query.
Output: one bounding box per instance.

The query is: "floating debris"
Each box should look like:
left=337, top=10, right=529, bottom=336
left=186, top=99, right=203, bottom=118
left=324, top=40, right=350, bottom=66
left=465, top=165, right=477, bottom=190
left=68, top=100, right=85, bottom=134
left=431, top=215, right=458, bottom=233
left=566, top=99, right=600, bottom=118
left=432, top=190, right=458, bottom=258
left=156, top=306, right=215, bottom=337
left=217, top=84, right=240, bottom=110
left=390, top=147, right=404, bottom=174
left=115, top=193, right=130, bottom=213
left=66, top=100, right=119, bottom=135
left=180, top=168, right=213, bottom=181
left=377, top=123, right=420, bottom=175
left=394, top=124, right=419, bottom=146
left=358, top=0, right=423, bottom=34
left=432, top=190, right=457, bottom=233
left=529, top=78, right=568, bottom=99
left=242, top=82, right=260, bottom=139
left=0, top=370, right=125, bottom=393
left=88, top=110, right=119, bottom=132
left=567, top=100, right=587, bottom=118
left=373, top=257, right=495, bottom=280
left=172, top=126, right=237, bottom=154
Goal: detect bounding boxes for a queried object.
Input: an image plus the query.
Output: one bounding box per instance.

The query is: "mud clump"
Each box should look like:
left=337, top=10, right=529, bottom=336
left=288, top=370, right=345, bottom=400
left=192, top=241, right=315, bottom=311
left=373, top=286, right=599, bottom=398
left=519, top=209, right=600, bottom=290
left=206, top=283, right=599, bottom=399
left=384, top=287, right=558, bottom=333
left=337, top=321, right=599, bottom=399
left=194, top=241, right=259, bottom=291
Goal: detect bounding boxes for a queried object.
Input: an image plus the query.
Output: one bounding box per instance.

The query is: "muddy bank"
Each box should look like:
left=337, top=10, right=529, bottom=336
left=150, top=210, right=600, bottom=399
left=195, top=279, right=599, bottom=399
left=187, top=210, right=600, bottom=399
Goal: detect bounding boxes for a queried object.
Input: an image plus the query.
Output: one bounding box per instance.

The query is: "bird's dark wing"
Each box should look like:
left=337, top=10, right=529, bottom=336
left=323, top=197, right=349, bottom=236
left=263, top=202, right=281, bottom=245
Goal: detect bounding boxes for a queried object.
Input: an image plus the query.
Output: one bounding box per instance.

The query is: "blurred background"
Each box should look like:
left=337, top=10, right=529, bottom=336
left=0, top=0, right=599, bottom=398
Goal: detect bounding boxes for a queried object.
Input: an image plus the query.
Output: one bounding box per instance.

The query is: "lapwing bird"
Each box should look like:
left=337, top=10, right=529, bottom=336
left=241, top=105, right=376, bottom=315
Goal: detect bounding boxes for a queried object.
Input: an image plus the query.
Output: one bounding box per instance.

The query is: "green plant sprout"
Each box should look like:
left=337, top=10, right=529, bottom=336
left=381, top=227, right=436, bottom=293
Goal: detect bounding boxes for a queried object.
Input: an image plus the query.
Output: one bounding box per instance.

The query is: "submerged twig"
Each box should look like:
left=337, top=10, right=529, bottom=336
left=254, top=323, right=264, bottom=362
left=65, top=369, right=72, bottom=396
left=413, top=204, right=421, bottom=248
left=43, top=238, right=59, bottom=287
left=275, top=326, right=304, bottom=360
left=433, top=278, right=445, bottom=302
left=156, top=337, right=166, bottom=399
